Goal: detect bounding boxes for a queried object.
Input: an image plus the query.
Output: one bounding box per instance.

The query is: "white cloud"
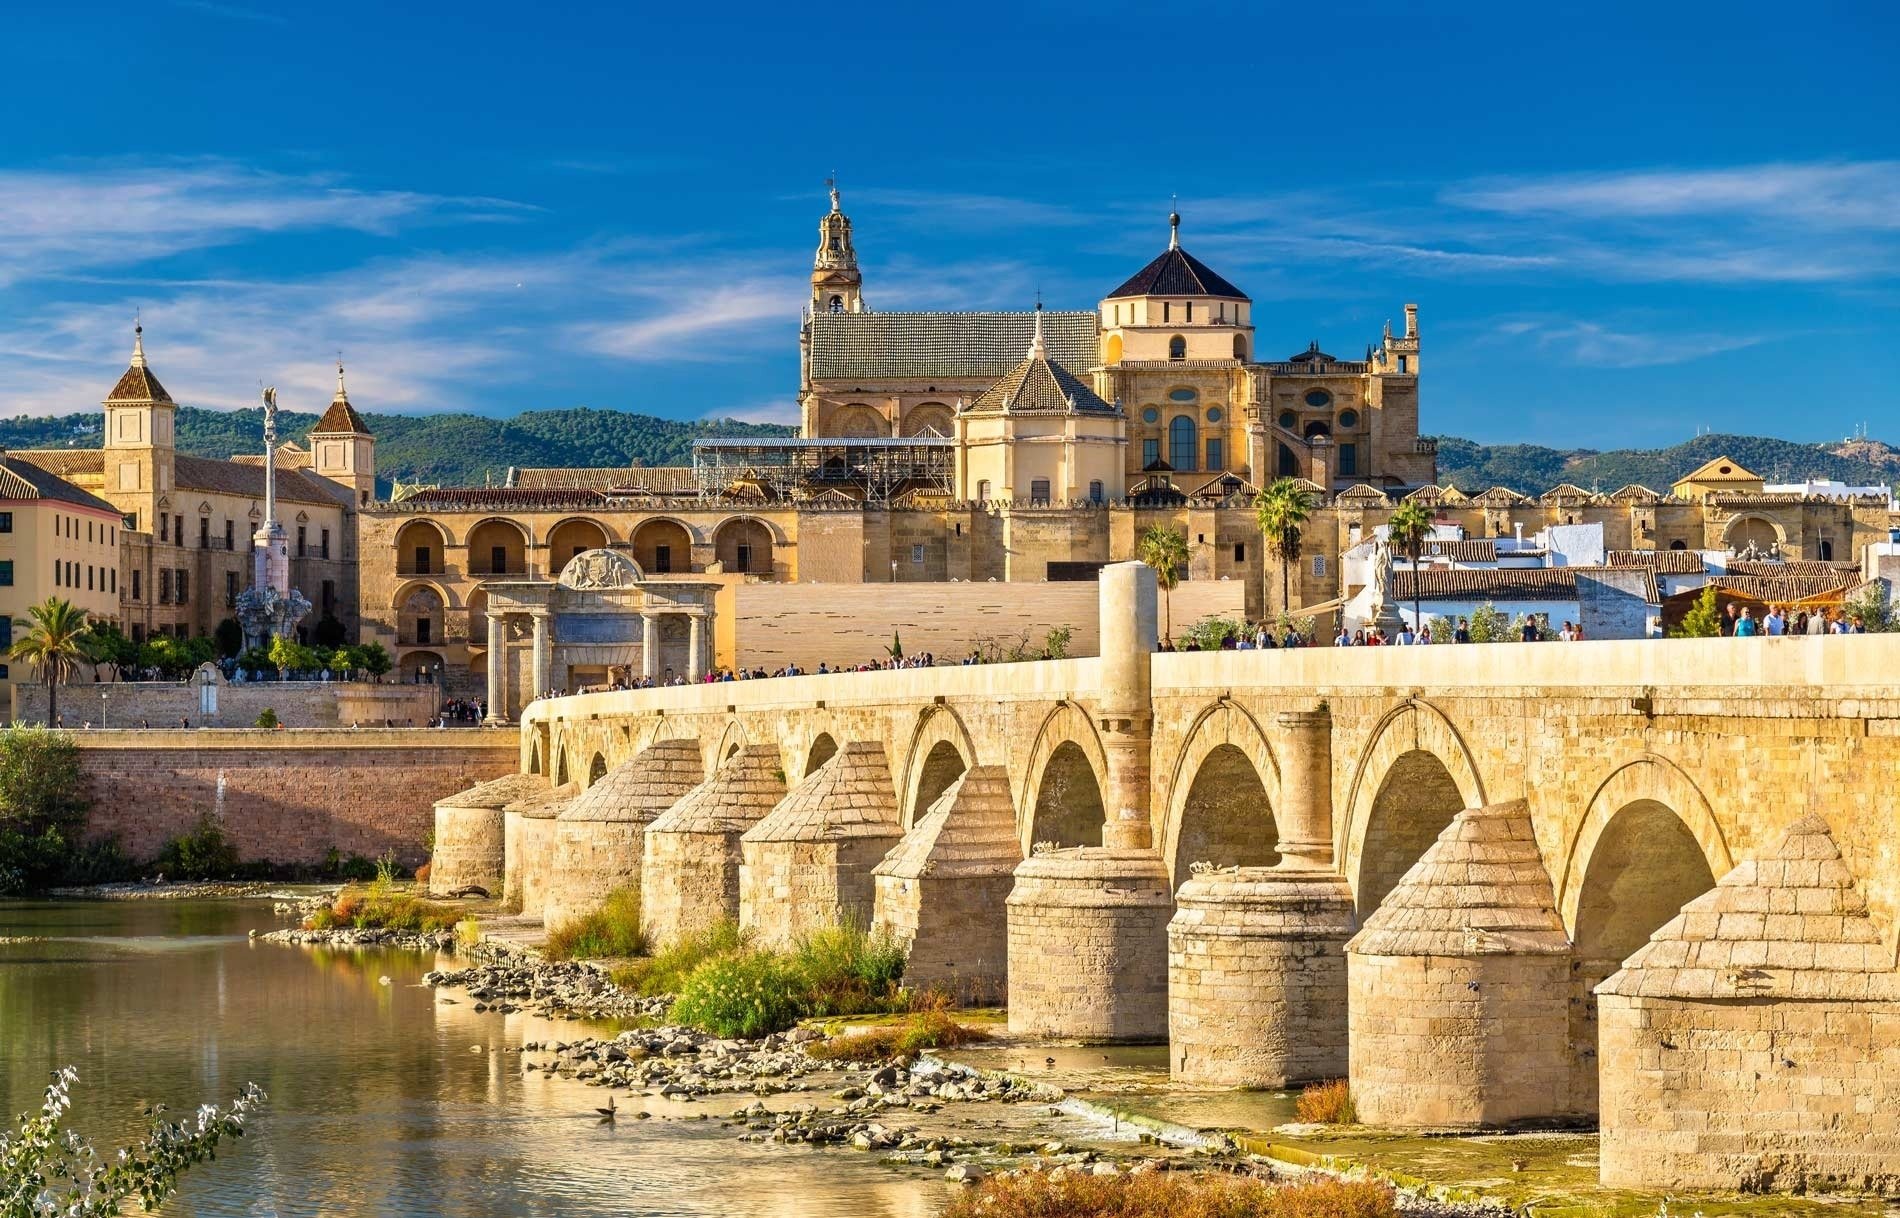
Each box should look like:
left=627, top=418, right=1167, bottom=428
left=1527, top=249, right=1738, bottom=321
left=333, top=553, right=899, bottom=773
left=707, top=401, right=801, bottom=426
left=1447, top=162, right=1900, bottom=228
left=1487, top=317, right=1768, bottom=369
left=571, top=275, right=802, bottom=360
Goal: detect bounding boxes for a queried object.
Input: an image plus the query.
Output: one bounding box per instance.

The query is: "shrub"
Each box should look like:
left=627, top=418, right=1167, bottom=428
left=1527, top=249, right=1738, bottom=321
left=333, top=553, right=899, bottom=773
left=544, top=886, right=646, bottom=960
left=805, top=1007, right=990, bottom=1064
left=306, top=886, right=461, bottom=934
left=254, top=708, right=279, bottom=729
left=670, top=950, right=803, bottom=1038
left=787, top=923, right=907, bottom=1017
left=0, top=725, right=86, bottom=839
left=610, top=920, right=745, bottom=994
left=942, top=1171, right=1395, bottom=1218
left=1294, top=1078, right=1356, bottom=1124
left=156, top=815, right=240, bottom=880
left=414, top=860, right=432, bottom=887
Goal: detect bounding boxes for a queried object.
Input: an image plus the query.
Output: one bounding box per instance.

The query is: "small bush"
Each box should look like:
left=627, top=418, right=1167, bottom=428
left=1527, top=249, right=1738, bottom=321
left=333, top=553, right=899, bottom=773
left=805, top=1008, right=990, bottom=1064
left=305, top=886, right=460, bottom=934
left=670, top=951, right=803, bottom=1038
left=943, top=1172, right=1395, bottom=1218
left=788, top=923, right=907, bottom=1017
left=254, top=708, right=279, bottom=729
left=544, top=886, right=646, bottom=960
left=609, top=920, right=745, bottom=995
left=414, top=860, right=432, bottom=887
left=156, top=815, right=240, bottom=880
left=1295, top=1078, right=1356, bottom=1124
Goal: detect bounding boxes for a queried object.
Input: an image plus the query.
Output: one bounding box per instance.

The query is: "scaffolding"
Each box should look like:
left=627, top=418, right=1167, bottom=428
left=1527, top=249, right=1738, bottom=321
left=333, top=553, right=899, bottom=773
left=691, top=437, right=956, bottom=503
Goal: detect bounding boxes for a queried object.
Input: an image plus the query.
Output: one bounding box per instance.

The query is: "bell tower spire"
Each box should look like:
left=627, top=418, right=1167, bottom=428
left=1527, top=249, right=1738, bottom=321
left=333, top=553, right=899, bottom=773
left=810, top=177, right=864, bottom=315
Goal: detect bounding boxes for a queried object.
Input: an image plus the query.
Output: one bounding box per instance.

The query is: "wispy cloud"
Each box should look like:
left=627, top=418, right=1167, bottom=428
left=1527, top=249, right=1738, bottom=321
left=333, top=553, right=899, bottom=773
left=1484, top=316, right=1769, bottom=369
left=1447, top=162, right=1900, bottom=229
left=708, top=401, right=801, bottom=426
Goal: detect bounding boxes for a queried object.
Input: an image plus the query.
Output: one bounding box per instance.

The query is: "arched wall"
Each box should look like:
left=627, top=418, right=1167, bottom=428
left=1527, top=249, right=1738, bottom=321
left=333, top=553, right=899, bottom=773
left=394, top=520, right=449, bottom=573
left=548, top=518, right=612, bottom=568
left=1017, top=700, right=1110, bottom=854
left=1340, top=700, right=1486, bottom=917
left=1555, top=753, right=1733, bottom=937
left=631, top=518, right=696, bottom=574
left=899, top=704, right=979, bottom=828
left=1159, top=700, right=1282, bottom=888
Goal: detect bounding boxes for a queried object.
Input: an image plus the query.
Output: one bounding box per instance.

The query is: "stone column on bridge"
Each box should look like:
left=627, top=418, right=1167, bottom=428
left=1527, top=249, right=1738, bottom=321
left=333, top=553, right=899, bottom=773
left=1095, top=560, right=1157, bottom=846
left=482, top=612, right=507, bottom=724
left=640, top=613, right=660, bottom=681
left=687, top=612, right=706, bottom=681
left=529, top=610, right=551, bottom=697
left=1274, top=707, right=1336, bottom=869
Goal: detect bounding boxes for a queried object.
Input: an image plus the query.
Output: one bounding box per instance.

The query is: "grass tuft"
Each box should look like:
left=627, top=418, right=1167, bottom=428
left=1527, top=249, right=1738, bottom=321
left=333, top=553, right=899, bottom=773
left=664, top=922, right=909, bottom=1038
left=942, top=1172, right=1395, bottom=1218
left=1294, top=1078, right=1356, bottom=1125
left=804, top=1006, right=990, bottom=1064
left=608, top=920, right=745, bottom=994
left=305, top=886, right=461, bottom=934
left=544, top=887, right=646, bottom=960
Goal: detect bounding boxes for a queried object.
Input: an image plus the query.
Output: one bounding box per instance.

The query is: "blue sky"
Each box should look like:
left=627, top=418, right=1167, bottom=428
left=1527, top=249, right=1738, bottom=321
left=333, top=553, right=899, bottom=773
left=1, top=1, right=1896, bottom=449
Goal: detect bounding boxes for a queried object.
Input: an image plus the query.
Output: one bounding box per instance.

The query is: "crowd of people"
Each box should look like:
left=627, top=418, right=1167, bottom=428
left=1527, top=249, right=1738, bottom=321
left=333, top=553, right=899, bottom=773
left=1724, top=605, right=1861, bottom=637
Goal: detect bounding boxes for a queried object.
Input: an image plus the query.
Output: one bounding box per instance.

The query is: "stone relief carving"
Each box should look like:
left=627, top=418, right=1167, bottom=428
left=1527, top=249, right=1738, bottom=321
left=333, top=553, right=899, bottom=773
left=558, top=548, right=642, bottom=590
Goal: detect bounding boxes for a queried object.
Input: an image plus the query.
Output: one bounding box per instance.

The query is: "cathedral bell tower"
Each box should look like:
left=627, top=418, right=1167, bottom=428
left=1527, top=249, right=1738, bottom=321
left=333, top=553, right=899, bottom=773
left=810, top=180, right=864, bottom=315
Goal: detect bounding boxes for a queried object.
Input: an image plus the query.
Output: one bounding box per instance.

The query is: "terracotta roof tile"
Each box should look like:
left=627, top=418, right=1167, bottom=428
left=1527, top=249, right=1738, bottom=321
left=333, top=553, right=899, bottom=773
left=1609, top=549, right=1707, bottom=573
left=312, top=394, right=372, bottom=435
left=509, top=466, right=697, bottom=493
left=808, top=311, right=1097, bottom=382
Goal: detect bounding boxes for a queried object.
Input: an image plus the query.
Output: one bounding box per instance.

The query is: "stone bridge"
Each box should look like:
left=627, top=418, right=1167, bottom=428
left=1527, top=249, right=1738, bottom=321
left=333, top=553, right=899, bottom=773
left=442, top=563, right=1900, bottom=1196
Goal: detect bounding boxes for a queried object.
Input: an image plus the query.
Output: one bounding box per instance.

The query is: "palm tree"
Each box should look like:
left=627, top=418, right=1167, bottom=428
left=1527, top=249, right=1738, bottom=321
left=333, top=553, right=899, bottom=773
left=10, top=597, right=95, bottom=727
left=1386, top=501, right=1437, bottom=636
left=1136, top=525, right=1189, bottom=643
left=1254, top=478, right=1318, bottom=615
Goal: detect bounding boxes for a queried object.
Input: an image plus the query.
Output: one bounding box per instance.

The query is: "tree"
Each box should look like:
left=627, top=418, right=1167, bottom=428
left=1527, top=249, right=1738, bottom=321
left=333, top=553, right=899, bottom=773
left=9, top=598, right=95, bottom=727
left=214, top=617, right=244, bottom=658
left=1385, top=501, right=1437, bottom=636
left=82, top=620, right=137, bottom=676
left=1671, top=586, right=1723, bottom=638
left=1136, top=525, right=1189, bottom=641
left=312, top=613, right=347, bottom=648
left=1254, top=479, right=1318, bottom=616
left=357, top=641, right=393, bottom=678
left=267, top=636, right=317, bottom=679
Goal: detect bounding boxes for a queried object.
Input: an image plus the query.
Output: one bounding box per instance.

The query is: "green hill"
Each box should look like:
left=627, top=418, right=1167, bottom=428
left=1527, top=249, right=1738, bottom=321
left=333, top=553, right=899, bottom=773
left=1432, top=433, right=1900, bottom=496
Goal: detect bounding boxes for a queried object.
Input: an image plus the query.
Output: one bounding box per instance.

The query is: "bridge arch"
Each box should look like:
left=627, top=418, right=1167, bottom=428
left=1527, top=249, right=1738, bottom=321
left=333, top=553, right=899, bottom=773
left=1018, top=701, right=1110, bottom=854
left=1342, top=699, right=1486, bottom=920
left=708, top=719, right=749, bottom=772
left=1160, top=700, right=1283, bottom=891
left=803, top=731, right=839, bottom=778
left=900, top=704, right=977, bottom=827
left=1557, top=754, right=1731, bottom=944
left=586, top=751, right=608, bottom=789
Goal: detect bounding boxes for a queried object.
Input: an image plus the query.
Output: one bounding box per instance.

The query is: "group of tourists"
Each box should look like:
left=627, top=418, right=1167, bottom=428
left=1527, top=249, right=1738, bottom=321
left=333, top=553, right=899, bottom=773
left=1725, top=605, right=1860, bottom=637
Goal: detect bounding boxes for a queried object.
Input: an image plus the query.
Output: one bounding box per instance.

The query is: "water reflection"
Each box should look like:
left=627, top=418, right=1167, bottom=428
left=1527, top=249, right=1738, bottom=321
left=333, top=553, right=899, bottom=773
left=0, top=900, right=946, bottom=1217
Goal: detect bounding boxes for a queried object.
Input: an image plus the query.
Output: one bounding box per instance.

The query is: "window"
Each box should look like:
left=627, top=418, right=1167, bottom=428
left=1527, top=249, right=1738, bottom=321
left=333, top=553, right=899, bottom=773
left=1205, top=406, right=1222, bottom=422
left=489, top=545, right=507, bottom=573
left=1169, top=416, right=1198, bottom=470
left=653, top=543, right=671, bottom=573
left=159, top=515, right=168, bottom=542
left=1278, top=410, right=1296, bottom=430
left=1141, top=406, right=1159, bottom=424
left=0, top=619, right=10, bottom=648
left=1142, top=439, right=1160, bottom=467
left=1163, top=302, right=1170, bottom=323
left=321, top=528, right=331, bottom=559
left=225, top=572, right=239, bottom=609
left=109, top=570, right=115, bottom=594
left=1305, top=389, right=1332, bottom=408
left=225, top=520, right=234, bottom=550
left=1185, top=302, right=1193, bottom=323
left=132, top=624, right=144, bottom=644
left=1168, top=335, right=1186, bottom=360
left=175, top=569, right=188, bottom=604
left=1338, top=443, right=1357, bottom=475
left=199, top=518, right=209, bottom=548
left=1233, top=334, right=1248, bottom=360
left=1397, top=355, right=1408, bottom=374
left=1820, top=539, right=1834, bottom=561
left=1206, top=438, right=1223, bottom=470
left=1338, top=409, right=1359, bottom=429
left=132, top=570, right=140, bottom=601
left=413, top=545, right=431, bottom=573
left=1088, top=480, right=1104, bottom=504
left=87, top=566, right=94, bottom=591
left=52, top=560, right=60, bottom=587
left=911, top=544, right=925, bottom=564
left=828, top=295, right=844, bottom=313
left=1113, top=305, right=1120, bottom=325
left=416, top=618, right=432, bottom=645
left=0, top=560, right=11, bottom=587
left=1233, top=542, right=1246, bottom=563
left=159, top=569, right=172, bottom=604
left=735, top=542, right=752, bottom=573
left=1312, top=555, right=1327, bottom=576
left=297, top=525, right=307, bottom=557
left=1030, top=478, right=1051, bottom=503
left=976, top=479, right=991, bottom=501
left=174, top=516, right=183, bottom=546
left=1168, top=388, right=1197, bottom=403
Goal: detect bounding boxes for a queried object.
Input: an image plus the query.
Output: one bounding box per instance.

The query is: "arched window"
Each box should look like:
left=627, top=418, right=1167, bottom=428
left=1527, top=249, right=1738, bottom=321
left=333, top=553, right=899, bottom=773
left=1169, top=416, right=1198, bottom=470
left=828, top=295, right=844, bottom=313
left=1168, top=335, right=1186, bottom=360
left=1398, top=355, right=1409, bottom=374
left=1338, top=409, right=1359, bottom=429
left=1088, top=480, right=1104, bottom=504
left=1233, top=334, right=1248, bottom=360
left=976, top=479, right=991, bottom=501
left=1820, top=539, right=1834, bottom=560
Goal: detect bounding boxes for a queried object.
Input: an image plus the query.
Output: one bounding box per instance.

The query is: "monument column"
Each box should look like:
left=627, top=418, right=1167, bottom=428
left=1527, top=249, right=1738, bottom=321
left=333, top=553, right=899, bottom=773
left=483, top=613, right=507, bottom=723
left=1096, top=560, right=1157, bottom=849
left=687, top=612, right=705, bottom=681
left=641, top=613, right=660, bottom=681
left=530, top=610, right=551, bottom=696
left=1274, top=708, right=1335, bottom=869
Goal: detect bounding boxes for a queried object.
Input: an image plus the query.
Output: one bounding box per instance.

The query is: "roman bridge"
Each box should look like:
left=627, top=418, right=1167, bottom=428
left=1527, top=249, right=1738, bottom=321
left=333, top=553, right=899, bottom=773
left=448, top=563, right=1900, bottom=1196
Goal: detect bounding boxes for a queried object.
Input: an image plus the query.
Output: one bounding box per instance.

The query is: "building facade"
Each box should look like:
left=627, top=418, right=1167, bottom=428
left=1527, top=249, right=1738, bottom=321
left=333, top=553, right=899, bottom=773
left=0, top=454, right=124, bottom=706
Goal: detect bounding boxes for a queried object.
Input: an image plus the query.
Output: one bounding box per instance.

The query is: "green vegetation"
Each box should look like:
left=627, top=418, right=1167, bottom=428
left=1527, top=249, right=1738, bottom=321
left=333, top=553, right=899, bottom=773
left=155, top=815, right=240, bottom=880
left=1842, top=585, right=1897, bottom=633
left=1255, top=477, right=1319, bottom=616
left=942, top=1172, right=1395, bottom=1218
left=0, top=725, right=103, bottom=895
left=1385, top=501, right=1435, bottom=632
left=1, top=1067, right=264, bottom=1218
left=1295, top=1078, right=1356, bottom=1124
left=254, top=708, right=279, bottom=729
left=1137, top=525, right=1189, bottom=640
left=136, top=634, right=216, bottom=679
left=608, top=920, right=746, bottom=993
left=805, top=1002, right=990, bottom=1064
left=306, top=886, right=462, bottom=933
left=666, top=923, right=909, bottom=1038
left=8, top=597, right=100, bottom=725
left=1672, top=586, right=1724, bottom=639
left=1426, top=601, right=1515, bottom=643
left=544, top=887, right=647, bottom=960
left=1433, top=431, right=1900, bottom=498
left=1182, top=616, right=1245, bottom=650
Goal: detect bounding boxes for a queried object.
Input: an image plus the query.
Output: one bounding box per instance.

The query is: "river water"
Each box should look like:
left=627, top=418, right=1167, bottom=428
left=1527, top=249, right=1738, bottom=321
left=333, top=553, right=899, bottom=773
left=0, top=899, right=950, bottom=1217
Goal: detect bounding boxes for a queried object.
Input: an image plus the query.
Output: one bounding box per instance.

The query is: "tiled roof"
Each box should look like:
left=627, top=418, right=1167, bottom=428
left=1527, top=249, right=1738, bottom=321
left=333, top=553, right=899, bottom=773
left=1540, top=483, right=1595, bottom=502
left=312, top=394, right=372, bottom=435
left=173, top=455, right=339, bottom=506
left=874, top=766, right=1022, bottom=880
left=1473, top=486, right=1534, bottom=505
left=503, top=780, right=578, bottom=819
left=1609, top=549, right=1707, bottom=574
left=646, top=745, right=785, bottom=836
left=1607, top=484, right=1662, bottom=503
left=1707, top=572, right=1862, bottom=602
left=967, top=350, right=1116, bottom=415
left=1334, top=484, right=1391, bottom=505
left=1602, top=814, right=1900, bottom=1002
left=400, top=487, right=609, bottom=510
left=808, top=311, right=1097, bottom=382
left=0, top=456, right=118, bottom=513
left=12, top=449, right=105, bottom=479
left=1349, top=799, right=1570, bottom=958
left=510, top=466, right=697, bottom=493
left=1106, top=245, right=1247, bottom=301
left=743, top=741, right=900, bottom=844
left=1418, top=538, right=1496, bottom=562
left=1727, top=560, right=1861, bottom=578
left=558, top=739, right=703, bottom=825
left=1394, top=566, right=1658, bottom=604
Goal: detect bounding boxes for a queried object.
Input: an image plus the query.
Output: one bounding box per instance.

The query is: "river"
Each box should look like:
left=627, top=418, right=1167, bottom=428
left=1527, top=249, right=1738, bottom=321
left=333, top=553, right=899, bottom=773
left=0, top=898, right=950, bottom=1217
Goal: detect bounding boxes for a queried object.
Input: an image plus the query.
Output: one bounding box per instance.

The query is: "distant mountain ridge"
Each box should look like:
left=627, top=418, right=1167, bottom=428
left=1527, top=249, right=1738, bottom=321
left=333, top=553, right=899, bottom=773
left=0, top=405, right=1892, bottom=496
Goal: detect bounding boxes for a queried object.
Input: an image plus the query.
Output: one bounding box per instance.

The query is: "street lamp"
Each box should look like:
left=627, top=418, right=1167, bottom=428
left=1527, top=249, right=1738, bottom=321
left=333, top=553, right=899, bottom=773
left=100, top=689, right=108, bottom=730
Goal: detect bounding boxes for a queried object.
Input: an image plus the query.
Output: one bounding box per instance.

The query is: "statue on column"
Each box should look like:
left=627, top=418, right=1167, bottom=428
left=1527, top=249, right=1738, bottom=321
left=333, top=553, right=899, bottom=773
left=234, top=386, right=312, bottom=651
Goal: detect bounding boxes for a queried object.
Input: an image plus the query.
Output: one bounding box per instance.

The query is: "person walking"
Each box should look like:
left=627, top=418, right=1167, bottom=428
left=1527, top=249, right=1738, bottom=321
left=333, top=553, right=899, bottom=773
left=1735, top=607, right=1759, bottom=637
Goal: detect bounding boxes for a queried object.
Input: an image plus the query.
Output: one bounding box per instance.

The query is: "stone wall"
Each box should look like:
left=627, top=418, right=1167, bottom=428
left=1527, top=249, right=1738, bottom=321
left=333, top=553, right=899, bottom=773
left=15, top=680, right=438, bottom=729
left=73, top=729, right=516, bottom=866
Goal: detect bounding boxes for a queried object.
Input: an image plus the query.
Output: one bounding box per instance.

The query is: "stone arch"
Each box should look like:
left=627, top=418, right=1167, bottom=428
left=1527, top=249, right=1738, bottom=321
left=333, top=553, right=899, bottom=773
left=902, top=402, right=954, bottom=437
left=805, top=731, right=839, bottom=776
left=1555, top=754, right=1732, bottom=939
left=400, top=650, right=444, bottom=685
left=587, top=751, right=608, bottom=788
left=713, top=516, right=779, bottom=577
left=396, top=583, right=447, bottom=647
left=390, top=577, right=457, bottom=613
left=467, top=517, right=531, bottom=576
left=1723, top=513, right=1786, bottom=551
left=910, top=741, right=969, bottom=823
left=547, top=517, right=612, bottom=568
left=709, top=719, right=748, bottom=771
left=899, top=704, right=979, bottom=828
left=554, top=744, right=571, bottom=787
left=1342, top=700, right=1486, bottom=920
left=394, top=519, right=448, bottom=574
left=1160, top=700, right=1283, bottom=891
left=631, top=517, right=695, bottom=575
left=528, top=736, right=544, bottom=776
left=833, top=403, right=886, bottom=438
left=1018, top=701, right=1110, bottom=853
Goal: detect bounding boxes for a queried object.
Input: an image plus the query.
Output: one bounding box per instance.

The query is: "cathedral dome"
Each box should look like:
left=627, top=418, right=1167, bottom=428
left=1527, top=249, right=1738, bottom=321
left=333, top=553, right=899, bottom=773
left=1105, top=213, right=1248, bottom=302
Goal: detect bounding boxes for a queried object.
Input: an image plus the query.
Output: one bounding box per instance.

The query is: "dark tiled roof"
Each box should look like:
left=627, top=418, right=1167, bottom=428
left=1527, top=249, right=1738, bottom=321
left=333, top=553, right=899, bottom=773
left=1419, top=539, right=1497, bottom=562
left=1107, top=246, right=1247, bottom=301
left=1727, top=560, right=1861, bottom=578
left=0, top=456, right=118, bottom=513
left=312, top=394, right=372, bottom=435
left=10, top=449, right=104, bottom=479
left=106, top=362, right=172, bottom=404
left=401, top=488, right=609, bottom=510
left=1609, top=549, right=1707, bottom=574
left=173, top=455, right=339, bottom=506
left=967, top=351, right=1115, bottom=415
left=1709, top=572, right=1862, bottom=602
left=808, top=311, right=1097, bottom=382
left=510, top=466, right=697, bottom=492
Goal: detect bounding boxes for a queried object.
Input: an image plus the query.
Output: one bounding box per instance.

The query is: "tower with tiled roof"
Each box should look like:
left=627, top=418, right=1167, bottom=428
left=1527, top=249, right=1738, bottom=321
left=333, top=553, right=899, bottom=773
left=309, top=359, right=377, bottom=507
left=102, top=322, right=177, bottom=502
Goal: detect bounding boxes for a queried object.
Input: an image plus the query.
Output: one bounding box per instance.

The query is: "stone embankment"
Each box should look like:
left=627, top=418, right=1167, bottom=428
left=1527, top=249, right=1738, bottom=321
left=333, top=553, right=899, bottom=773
left=424, top=955, right=671, bottom=1021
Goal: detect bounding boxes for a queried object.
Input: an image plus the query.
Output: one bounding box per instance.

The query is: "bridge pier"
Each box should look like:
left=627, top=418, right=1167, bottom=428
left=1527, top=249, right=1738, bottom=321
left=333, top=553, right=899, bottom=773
left=429, top=774, right=544, bottom=897
left=544, top=740, right=703, bottom=931
left=501, top=781, right=576, bottom=917
left=640, top=745, right=785, bottom=947
left=739, top=741, right=902, bottom=950
left=1348, top=799, right=1573, bottom=1128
